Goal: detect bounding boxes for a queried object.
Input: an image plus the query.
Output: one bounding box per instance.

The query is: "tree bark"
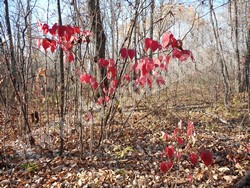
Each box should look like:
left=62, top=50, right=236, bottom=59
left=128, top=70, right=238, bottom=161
left=233, top=0, right=241, bottom=93
left=247, top=28, right=250, bottom=112
left=88, top=0, right=107, bottom=147
left=88, top=0, right=107, bottom=85
left=57, top=0, right=65, bottom=156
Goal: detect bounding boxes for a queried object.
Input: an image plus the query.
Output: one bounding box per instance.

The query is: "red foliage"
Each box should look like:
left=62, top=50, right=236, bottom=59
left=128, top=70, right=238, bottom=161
left=144, top=38, right=161, bottom=52
left=165, top=146, right=175, bottom=159
left=189, top=153, right=198, bottom=165
left=187, top=121, right=195, bottom=137
left=160, top=161, right=173, bottom=173
left=200, top=149, right=213, bottom=167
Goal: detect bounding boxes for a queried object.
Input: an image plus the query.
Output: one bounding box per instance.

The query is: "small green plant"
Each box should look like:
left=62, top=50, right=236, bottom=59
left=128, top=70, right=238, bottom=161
left=21, top=162, right=38, bottom=172
left=114, top=146, right=134, bottom=159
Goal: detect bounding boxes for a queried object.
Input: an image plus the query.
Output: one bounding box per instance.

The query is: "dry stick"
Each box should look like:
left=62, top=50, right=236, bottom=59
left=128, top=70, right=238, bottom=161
left=76, top=43, right=89, bottom=159
left=45, top=53, right=50, bottom=146
left=64, top=62, right=71, bottom=134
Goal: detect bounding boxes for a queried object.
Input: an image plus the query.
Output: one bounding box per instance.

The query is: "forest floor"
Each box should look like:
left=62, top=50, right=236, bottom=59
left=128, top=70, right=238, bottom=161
left=0, top=85, right=249, bottom=188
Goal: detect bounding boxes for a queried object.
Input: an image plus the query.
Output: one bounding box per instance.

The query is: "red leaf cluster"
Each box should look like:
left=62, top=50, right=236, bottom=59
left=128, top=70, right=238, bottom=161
left=160, top=120, right=213, bottom=174
left=144, top=38, right=162, bottom=52
left=80, top=74, right=98, bottom=90
left=38, top=22, right=91, bottom=62
left=161, top=32, right=194, bottom=62
left=120, top=48, right=135, bottom=59
left=165, top=146, right=175, bottom=159
left=160, top=161, right=173, bottom=173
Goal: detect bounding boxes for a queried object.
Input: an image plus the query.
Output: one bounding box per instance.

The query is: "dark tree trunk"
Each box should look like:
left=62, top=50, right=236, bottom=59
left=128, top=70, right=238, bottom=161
left=88, top=0, right=107, bottom=89
left=247, top=29, right=250, bottom=112
left=57, top=0, right=65, bottom=156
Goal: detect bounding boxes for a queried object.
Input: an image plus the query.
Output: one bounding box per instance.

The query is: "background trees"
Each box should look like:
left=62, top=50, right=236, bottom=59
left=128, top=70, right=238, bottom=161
left=0, top=0, right=249, bottom=187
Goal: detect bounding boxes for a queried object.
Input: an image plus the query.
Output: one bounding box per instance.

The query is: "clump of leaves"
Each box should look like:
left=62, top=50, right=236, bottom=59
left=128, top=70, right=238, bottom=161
left=160, top=120, right=213, bottom=175
left=21, top=162, right=38, bottom=172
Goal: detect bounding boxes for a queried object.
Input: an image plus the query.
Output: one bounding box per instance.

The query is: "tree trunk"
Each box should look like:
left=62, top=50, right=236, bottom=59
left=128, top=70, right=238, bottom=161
left=247, top=28, right=250, bottom=112
left=57, top=0, right=65, bottom=156
left=88, top=0, right=107, bottom=86
left=88, top=0, right=107, bottom=147
left=233, top=0, right=241, bottom=93
left=209, top=0, right=230, bottom=109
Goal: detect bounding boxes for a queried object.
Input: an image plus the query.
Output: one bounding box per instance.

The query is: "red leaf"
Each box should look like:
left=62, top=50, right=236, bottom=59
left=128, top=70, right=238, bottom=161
left=162, top=32, right=173, bottom=48
left=172, top=49, right=194, bottom=62
left=188, top=174, right=193, bottom=182
left=160, top=161, right=173, bottom=173
left=182, top=50, right=194, bottom=61
left=171, top=37, right=178, bottom=48
left=163, top=133, right=169, bottom=140
left=140, top=58, right=155, bottom=76
left=108, top=87, right=115, bottom=95
left=91, top=81, right=98, bottom=90
left=68, top=53, right=74, bottom=62
left=49, top=23, right=58, bottom=36
left=50, top=40, right=57, bottom=53
left=111, top=79, right=118, bottom=88
left=120, top=48, right=128, bottom=59
left=160, top=63, right=165, bottom=70
left=80, top=74, right=92, bottom=84
left=128, top=49, right=135, bottom=59
left=200, top=149, right=213, bottom=167
left=187, top=121, right=195, bottom=137
left=165, top=146, right=175, bottom=158
left=108, top=59, right=115, bottom=66
left=172, top=49, right=183, bottom=60
left=138, top=76, right=146, bottom=87
left=144, top=38, right=151, bottom=51
left=108, top=66, right=117, bottom=79
left=177, top=137, right=185, bottom=146
left=98, top=58, right=109, bottom=67
left=58, top=26, right=66, bottom=38
left=42, top=23, right=49, bottom=34
left=189, top=153, right=198, bottom=165
left=73, top=26, right=80, bottom=34
left=65, top=25, right=74, bottom=36
left=173, top=128, right=180, bottom=140
left=105, top=96, right=110, bottom=102
left=150, top=40, right=160, bottom=52
left=42, top=38, right=51, bottom=51
left=132, top=61, right=138, bottom=74
left=146, top=74, right=152, bottom=87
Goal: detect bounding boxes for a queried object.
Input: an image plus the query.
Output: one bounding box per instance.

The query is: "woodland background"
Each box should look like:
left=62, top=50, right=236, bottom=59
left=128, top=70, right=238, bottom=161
left=0, top=0, right=249, bottom=187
